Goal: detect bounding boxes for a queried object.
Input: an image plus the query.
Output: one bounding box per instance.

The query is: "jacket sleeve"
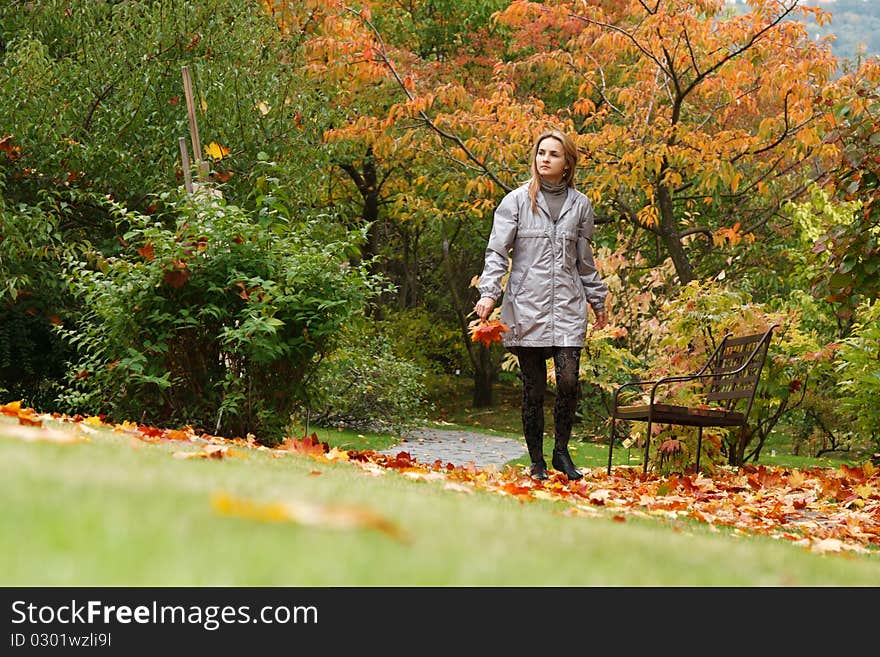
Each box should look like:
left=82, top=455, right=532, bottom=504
left=576, top=198, right=609, bottom=312
left=477, top=191, right=519, bottom=301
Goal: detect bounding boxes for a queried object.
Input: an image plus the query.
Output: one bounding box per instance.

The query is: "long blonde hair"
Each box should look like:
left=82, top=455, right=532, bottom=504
left=527, top=129, right=578, bottom=212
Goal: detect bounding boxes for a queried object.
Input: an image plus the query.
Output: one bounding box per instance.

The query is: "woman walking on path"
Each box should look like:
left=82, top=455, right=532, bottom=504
left=474, top=129, right=608, bottom=481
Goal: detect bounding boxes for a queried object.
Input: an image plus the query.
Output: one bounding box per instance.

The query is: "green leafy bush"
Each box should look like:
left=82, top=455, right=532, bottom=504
left=836, top=299, right=880, bottom=447
left=296, top=321, right=431, bottom=434
left=0, top=170, right=82, bottom=408
left=0, top=0, right=335, bottom=408
left=57, top=186, right=379, bottom=444
left=377, top=307, right=463, bottom=375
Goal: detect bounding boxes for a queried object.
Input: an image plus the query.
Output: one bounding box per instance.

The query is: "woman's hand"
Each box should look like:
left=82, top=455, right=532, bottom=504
left=593, top=309, right=607, bottom=330
left=474, top=297, right=496, bottom=322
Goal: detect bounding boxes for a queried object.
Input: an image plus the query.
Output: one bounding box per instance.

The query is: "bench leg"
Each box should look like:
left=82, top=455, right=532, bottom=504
left=643, top=419, right=653, bottom=476
left=696, top=426, right=703, bottom=473
left=607, top=416, right=616, bottom=475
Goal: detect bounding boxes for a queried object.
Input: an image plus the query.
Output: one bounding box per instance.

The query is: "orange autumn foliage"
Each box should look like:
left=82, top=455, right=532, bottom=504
left=469, top=319, right=509, bottom=347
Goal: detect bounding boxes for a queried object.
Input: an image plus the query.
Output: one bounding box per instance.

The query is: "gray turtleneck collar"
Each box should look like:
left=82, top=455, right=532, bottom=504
left=540, top=179, right=568, bottom=221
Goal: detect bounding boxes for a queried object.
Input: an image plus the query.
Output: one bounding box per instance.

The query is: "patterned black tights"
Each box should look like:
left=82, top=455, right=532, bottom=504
left=517, top=347, right=582, bottom=453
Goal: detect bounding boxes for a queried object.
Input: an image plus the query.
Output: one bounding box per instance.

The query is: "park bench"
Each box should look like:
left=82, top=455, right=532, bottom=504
left=607, top=325, right=778, bottom=475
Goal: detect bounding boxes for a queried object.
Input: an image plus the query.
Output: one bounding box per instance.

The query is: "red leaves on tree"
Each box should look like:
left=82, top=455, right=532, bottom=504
left=137, top=243, right=155, bottom=262
left=0, top=135, right=21, bottom=160
left=163, top=259, right=190, bottom=289
left=470, top=319, right=509, bottom=346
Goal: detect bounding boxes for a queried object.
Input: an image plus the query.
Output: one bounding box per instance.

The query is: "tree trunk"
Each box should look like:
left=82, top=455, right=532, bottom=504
left=338, top=145, right=381, bottom=262
left=437, top=218, right=498, bottom=407
left=656, top=183, right=695, bottom=284
left=472, top=344, right=494, bottom=407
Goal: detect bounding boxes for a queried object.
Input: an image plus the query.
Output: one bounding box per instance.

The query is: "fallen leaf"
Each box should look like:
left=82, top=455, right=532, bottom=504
left=1, top=423, right=84, bottom=444
left=278, top=433, right=328, bottom=457
left=443, top=482, right=474, bottom=494
left=173, top=445, right=245, bottom=460
left=211, top=492, right=406, bottom=541
left=810, top=538, right=844, bottom=553
left=325, top=447, right=350, bottom=462
left=0, top=400, right=23, bottom=416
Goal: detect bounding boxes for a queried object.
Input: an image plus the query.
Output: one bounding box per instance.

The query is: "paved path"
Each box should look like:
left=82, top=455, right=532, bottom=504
left=379, top=426, right=524, bottom=469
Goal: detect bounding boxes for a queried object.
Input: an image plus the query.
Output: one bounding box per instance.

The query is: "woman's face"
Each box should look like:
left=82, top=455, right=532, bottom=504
left=535, top=137, right=566, bottom=184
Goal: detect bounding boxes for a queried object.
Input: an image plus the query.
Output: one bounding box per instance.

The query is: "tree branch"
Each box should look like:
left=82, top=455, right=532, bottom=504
left=345, top=4, right=512, bottom=193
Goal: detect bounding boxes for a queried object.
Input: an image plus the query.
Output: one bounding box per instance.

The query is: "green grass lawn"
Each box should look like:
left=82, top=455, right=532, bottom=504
left=2, top=413, right=879, bottom=587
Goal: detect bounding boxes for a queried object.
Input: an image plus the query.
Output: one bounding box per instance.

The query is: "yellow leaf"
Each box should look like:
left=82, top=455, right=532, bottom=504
left=443, top=482, right=474, bottom=494
left=853, top=484, right=875, bottom=499
left=787, top=470, right=806, bottom=489
left=204, top=141, right=229, bottom=160
left=211, top=492, right=407, bottom=541
left=255, top=100, right=271, bottom=115
left=325, top=446, right=350, bottom=461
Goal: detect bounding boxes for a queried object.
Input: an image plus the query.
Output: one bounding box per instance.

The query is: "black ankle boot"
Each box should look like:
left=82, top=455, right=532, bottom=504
left=525, top=435, right=548, bottom=480
left=552, top=447, right=583, bottom=481
left=529, top=459, right=548, bottom=480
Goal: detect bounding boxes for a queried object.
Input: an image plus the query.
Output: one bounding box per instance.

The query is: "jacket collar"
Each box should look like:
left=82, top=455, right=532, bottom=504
left=536, top=187, right=576, bottom=223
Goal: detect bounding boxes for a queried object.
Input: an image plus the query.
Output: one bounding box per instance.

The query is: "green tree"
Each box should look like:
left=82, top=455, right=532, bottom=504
left=0, top=0, right=338, bottom=407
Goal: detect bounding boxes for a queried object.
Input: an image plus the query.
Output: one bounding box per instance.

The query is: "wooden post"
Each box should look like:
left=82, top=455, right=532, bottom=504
left=181, top=65, right=209, bottom=181
left=178, top=137, right=193, bottom=195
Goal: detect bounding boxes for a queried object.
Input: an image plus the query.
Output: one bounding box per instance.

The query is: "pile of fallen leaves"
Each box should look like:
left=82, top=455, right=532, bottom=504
left=2, top=400, right=878, bottom=554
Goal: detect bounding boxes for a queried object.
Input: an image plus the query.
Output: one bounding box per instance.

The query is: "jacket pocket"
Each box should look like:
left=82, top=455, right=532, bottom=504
left=562, top=235, right=578, bottom=272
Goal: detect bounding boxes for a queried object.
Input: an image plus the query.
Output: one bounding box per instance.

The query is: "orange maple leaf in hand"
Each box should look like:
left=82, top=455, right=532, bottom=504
left=470, top=319, right=509, bottom=347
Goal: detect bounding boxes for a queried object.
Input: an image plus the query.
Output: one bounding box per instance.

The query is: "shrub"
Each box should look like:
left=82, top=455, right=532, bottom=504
left=0, top=170, right=82, bottom=408
left=0, top=0, right=335, bottom=407
left=376, top=307, right=463, bottom=375
left=295, top=321, right=431, bottom=434
left=56, top=185, right=380, bottom=444
left=0, top=0, right=322, bottom=214
left=836, top=299, right=880, bottom=449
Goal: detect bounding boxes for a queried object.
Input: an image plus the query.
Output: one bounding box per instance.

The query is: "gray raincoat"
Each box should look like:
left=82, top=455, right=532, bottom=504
left=478, top=182, right=608, bottom=349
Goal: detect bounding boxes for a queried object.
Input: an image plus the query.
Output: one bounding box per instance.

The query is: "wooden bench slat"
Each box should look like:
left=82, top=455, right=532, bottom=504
left=705, top=388, right=756, bottom=401
left=614, top=403, right=746, bottom=427
left=724, top=334, right=765, bottom=347
left=708, top=375, right=759, bottom=389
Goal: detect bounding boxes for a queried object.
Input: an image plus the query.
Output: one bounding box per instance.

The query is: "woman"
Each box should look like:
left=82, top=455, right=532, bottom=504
left=474, top=129, right=608, bottom=481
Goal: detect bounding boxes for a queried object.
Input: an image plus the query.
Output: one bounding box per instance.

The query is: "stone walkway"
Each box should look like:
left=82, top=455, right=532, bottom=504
left=379, top=425, right=524, bottom=469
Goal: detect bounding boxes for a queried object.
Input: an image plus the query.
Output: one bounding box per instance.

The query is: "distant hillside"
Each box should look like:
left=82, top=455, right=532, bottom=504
left=726, top=0, right=880, bottom=63
left=806, top=0, right=880, bottom=62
